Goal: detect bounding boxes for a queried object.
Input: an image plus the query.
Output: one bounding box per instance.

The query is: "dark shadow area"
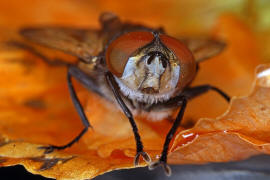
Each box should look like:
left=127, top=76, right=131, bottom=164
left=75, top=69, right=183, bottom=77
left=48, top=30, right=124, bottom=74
left=95, top=155, right=270, bottom=180
left=1, top=155, right=270, bottom=180
left=0, top=165, right=52, bottom=179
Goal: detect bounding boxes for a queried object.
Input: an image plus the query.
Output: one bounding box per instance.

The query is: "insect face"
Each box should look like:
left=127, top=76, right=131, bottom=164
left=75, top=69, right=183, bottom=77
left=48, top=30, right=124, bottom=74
left=19, top=12, right=230, bottom=176
left=106, top=31, right=197, bottom=103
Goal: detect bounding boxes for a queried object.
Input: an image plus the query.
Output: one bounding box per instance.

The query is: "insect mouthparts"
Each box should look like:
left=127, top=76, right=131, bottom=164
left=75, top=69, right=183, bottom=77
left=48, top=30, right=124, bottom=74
left=18, top=12, right=230, bottom=177
left=141, top=87, right=159, bottom=94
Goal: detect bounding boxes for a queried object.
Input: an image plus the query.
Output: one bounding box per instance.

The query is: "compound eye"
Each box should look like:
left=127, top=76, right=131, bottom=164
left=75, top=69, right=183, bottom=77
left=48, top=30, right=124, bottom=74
left=160, top=34, right=196, bottom=89
left=106, top=31, right=154, bottom=77
left=160, top=34, right=194, bottom=64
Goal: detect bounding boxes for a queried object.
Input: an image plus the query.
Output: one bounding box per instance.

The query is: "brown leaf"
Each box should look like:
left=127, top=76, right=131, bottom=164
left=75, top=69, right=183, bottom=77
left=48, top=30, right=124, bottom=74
left=169, top=64, right=270, bottom=164
left=0, top=0, right=269, bottom=179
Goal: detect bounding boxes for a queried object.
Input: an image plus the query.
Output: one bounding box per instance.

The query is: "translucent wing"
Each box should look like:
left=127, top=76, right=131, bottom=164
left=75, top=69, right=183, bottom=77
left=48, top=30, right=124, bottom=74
left=20, top=27, right=104, bottom=61
left=180, top=38, right=226, bottom=62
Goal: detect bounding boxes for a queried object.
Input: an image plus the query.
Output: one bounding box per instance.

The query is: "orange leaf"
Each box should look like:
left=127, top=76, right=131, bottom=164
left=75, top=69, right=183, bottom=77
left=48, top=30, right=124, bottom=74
left=0, top=0, right=269, bottom=179
left=169, top=64, right=270, bottom=164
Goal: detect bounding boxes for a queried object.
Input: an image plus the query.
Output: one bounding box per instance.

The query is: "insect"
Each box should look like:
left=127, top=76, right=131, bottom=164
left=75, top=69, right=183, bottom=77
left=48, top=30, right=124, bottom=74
left=17, top=12, right=230, bottom=176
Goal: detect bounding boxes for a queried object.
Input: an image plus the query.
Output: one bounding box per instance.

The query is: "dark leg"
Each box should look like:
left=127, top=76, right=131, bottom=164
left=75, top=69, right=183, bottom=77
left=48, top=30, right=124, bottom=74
left=40, top=66, right=91, bottom=154
left=146, top=84, right=230, bottom=111
left=9, top=41, right=105, bottom=97
left=148, top=85, right=229, bottom=175
left=68, top=65, right=103, bottom=97
left=183, top=85, right=230, bottom=102
left=149, top=96, right=187, bottom=176
left=105, top=72, right=151, bottom=166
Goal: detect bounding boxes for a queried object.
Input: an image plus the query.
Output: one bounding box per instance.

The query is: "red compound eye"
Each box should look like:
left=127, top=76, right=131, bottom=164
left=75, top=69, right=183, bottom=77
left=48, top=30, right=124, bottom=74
left=106, top=31, right=154, bottom=77
left=160, top=34, right=196, bottom=89
left=160, top=34, right=194, bottom=65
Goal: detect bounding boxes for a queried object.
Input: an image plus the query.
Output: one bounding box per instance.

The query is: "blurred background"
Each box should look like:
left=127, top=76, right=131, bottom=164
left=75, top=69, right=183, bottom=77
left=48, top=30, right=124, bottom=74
left=1, top=0, right=270, bottom=61
left=1, top=0, right=270, bottom=179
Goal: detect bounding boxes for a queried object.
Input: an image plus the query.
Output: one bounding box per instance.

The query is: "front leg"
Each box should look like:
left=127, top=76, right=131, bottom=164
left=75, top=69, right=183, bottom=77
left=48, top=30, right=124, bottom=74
left=149, top=96, right=187, bottom=176
left=105, top=72, right=151, bottom=166
left=148, top=85, right=229, bottom=175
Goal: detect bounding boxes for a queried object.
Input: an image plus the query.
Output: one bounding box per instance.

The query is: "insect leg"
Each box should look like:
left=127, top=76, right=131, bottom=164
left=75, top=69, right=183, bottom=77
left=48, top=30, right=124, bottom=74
left=149, top=96, right=187, bottom=176
left=68, top=65, right=104, bottom=97
left=183, top=85, right=230, bottom=102
left=39, top=66, right=91, bottom=154
left=146, top=85, right=229, bottom=112
left=148, top=85, right=229, bottom=175
left=105, top=72, right=151, bottom=166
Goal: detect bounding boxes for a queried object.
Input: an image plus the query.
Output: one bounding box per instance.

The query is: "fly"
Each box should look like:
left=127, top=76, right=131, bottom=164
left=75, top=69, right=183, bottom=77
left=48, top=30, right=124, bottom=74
left=17, top=12, right=230, bottom=176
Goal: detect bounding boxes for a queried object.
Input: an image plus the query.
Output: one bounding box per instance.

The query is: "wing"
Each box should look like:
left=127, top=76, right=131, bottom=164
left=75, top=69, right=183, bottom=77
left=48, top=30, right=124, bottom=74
left=20, top=27, right=104, bottom=62
left=180, top=37, right=226, bottom=63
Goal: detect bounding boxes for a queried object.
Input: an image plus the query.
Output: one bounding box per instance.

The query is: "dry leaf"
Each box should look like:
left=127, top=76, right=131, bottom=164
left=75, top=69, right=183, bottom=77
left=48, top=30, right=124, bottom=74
left=0, top=0, right=269, bottom=179
left=169, top=64, right=270, bottom=164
